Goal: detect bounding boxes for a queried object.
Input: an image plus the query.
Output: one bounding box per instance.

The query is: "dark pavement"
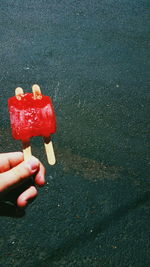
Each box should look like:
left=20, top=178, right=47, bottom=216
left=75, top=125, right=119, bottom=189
left=0, top=1, right=149, bottom=266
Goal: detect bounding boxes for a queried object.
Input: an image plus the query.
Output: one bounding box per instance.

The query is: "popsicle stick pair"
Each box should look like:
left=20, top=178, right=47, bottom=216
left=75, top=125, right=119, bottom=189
left=15, top=85, right=56, bottom=165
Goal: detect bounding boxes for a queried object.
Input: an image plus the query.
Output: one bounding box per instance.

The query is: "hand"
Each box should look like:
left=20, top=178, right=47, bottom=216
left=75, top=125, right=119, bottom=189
left=0, top=152, right=45, bottom=208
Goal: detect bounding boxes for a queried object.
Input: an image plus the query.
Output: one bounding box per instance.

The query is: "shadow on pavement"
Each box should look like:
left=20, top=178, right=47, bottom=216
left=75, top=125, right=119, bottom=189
left=0, top=178, right=36, bottom=217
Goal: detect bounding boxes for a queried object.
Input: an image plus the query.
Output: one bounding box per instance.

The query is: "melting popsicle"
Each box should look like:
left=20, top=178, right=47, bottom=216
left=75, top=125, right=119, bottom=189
left=8, top=85, right=56, bottom=165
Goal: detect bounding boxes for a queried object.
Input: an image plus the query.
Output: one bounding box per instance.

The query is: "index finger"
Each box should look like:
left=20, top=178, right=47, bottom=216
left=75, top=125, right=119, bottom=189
left=0, top=152, right=24, bottom=173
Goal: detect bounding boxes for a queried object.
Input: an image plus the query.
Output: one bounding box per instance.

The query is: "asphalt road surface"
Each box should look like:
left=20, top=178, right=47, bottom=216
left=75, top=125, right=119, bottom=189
left=0, top=1, right=149, bottom=266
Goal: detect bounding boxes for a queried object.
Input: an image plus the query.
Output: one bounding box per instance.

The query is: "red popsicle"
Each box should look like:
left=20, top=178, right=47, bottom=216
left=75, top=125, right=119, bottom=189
left=8, top=85, right=56, bottom=165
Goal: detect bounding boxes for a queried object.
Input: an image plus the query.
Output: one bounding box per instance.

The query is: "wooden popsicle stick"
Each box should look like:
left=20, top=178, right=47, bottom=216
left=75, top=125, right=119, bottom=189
left=15, top=87, right=32, bottom=160
left=44, top=136, right=56, bottom=165
left=22, top=140, right=32, bottom=160
left=32, top=84, right=56, bottom=165
left=15, top=87, right=24, bottom=100
left=32, top=84, right=42, bottom=99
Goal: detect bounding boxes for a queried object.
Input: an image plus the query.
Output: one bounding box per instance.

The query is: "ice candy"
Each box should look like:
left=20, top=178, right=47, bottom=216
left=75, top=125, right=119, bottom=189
left=8, top=91, right=56, bottom=141
left=8, top=85, right=56, bottom=165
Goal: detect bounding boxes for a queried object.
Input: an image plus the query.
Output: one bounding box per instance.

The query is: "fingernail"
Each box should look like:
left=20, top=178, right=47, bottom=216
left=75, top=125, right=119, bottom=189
left=26, top=157, right=39, bottom=172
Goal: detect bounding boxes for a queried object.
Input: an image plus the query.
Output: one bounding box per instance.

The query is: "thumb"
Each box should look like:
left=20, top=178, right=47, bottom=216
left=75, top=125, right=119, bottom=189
left=0, top=156, right=40, bottom=193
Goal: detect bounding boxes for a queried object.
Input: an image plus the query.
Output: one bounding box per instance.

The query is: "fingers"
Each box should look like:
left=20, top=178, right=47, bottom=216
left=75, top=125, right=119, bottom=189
left=0, top=152, right=24, bottom=173
left=0, top=156, right=40, bottom=193
left=17, top=186, right=38, bottom=208
left=34, top=161, right=46, bottom=186
left=0, top=153, right=46, bottom=208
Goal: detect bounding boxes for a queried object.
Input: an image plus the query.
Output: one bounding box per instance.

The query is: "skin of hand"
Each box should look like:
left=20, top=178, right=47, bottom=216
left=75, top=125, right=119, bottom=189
left=0, top=152, right=45, bottom=208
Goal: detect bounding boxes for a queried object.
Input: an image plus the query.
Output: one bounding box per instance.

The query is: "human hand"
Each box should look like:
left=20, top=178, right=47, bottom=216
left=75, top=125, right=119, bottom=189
left=0, top=152, right=45, bottom=208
